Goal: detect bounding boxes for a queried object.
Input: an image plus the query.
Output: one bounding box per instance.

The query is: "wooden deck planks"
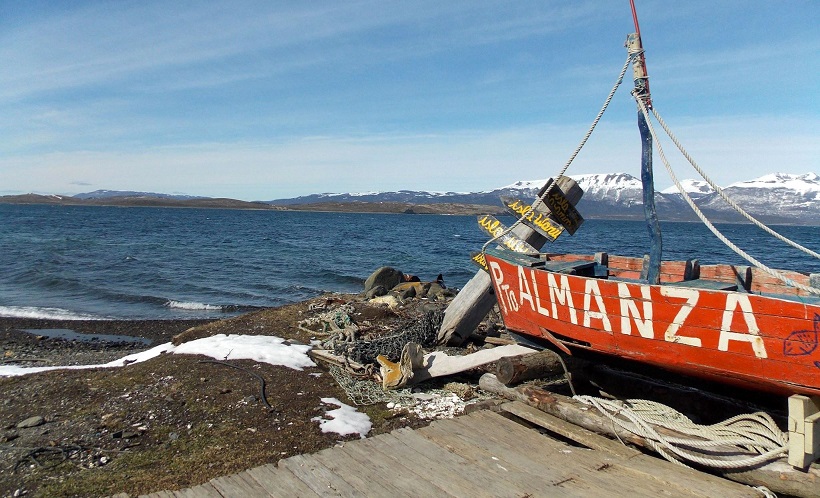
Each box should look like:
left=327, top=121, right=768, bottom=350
left=278, top=453, right=361, bottom=497
left=244, top=464, right=320, bottom=497
left=139, top=408, right=760, bottom=498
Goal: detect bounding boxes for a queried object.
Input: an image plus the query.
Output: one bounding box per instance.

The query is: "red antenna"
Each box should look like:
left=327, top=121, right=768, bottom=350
left=630, top=0, right=642, bottom=37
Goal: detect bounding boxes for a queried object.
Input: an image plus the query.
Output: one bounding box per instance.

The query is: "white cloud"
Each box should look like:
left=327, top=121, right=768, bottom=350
left=2, top=114, right=815, bottom=199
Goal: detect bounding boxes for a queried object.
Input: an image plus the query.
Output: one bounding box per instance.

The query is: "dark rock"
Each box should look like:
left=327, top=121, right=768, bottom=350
left=365, top=285, right=387, bottom=299
left=16, top=416, right=44, bottom=429
left=112, top=430, right=140, bottom=439
left=364, top=267, right=403, bottom=294
left=392, top=284, right=417, bottom=300
left=426, top=282, right=446, bottom=299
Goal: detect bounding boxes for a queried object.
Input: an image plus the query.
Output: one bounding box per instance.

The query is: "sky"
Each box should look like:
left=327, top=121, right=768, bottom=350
left=1, top=1, right=817, bottom=201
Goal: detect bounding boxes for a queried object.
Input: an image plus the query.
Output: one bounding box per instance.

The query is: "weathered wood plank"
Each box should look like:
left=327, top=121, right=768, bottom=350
left=386, top=428, right=523, bottom=497
left=418, top=418, right=579, bottom=494
left=209, top=472, right=269, bottom=497
left=499, top=401, right=642, bottom=459
left=422, top=413, right=635, bottom=497
left=245, top=464, right=321, bottom=498
left=336, top=436, right=442, bottom=494
left=170, top=483, right=224, bottom=498
left=311, top=446, right=399, bottom=495
left=498, top=400, right=758, bottom=498
left=326, top=442, right=426, bottom=495
left=352, top=433, right=462, bottom=496
left=278, top=453, right=360, bottom=497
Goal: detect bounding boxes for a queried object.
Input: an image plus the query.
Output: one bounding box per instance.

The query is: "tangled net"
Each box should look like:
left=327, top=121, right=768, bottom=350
left=332, top=310, right=443, bottom=365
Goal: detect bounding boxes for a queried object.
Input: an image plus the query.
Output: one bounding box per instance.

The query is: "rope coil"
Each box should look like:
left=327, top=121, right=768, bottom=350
left=574, top=395, right=789, bottom=469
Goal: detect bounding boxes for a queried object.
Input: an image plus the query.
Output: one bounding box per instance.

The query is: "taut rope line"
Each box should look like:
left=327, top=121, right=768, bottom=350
left=481, top=53, right=635, bottom=253
left=634, top=96, right=820, bottom=296
left=649, top=106, right=820, bottom=260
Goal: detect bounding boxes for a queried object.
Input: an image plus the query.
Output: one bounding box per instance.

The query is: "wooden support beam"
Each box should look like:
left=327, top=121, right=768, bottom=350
left=788, top=394, right=820, bottom=469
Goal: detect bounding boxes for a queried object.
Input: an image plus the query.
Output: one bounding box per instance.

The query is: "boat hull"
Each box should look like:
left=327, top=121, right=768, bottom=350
left=484, top=250, right=820, bottom=396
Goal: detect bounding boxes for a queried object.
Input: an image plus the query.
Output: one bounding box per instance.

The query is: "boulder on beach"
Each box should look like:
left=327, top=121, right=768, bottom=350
left=364, top=267, right=404, bottom=295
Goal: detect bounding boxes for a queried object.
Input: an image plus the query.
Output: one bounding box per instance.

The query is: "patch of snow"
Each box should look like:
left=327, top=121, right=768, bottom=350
left=501, top=179, right=547, bottom=190
left=0, top=334, right=316, bottom=377
left=312, top=397, right=371, bottom=438
left=726, top=173, right=820, bottom=194
left=661, top=179, right=714, bottom=195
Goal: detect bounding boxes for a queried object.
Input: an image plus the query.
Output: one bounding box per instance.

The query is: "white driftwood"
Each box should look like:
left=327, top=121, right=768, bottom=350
left=438, top=176, right=582, bottom=345
left=411, top=344, right=534, bottom=384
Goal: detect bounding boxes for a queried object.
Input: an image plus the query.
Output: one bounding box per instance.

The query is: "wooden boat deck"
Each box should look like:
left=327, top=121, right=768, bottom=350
left=132, top=403, right=759, bottom=497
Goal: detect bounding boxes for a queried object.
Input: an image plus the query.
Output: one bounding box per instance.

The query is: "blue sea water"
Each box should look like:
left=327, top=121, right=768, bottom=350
left=1, top=203, right=818, bottom=320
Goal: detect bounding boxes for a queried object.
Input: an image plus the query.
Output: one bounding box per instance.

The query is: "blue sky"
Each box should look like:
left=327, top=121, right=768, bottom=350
left=1, top=1, right=817, bottom=201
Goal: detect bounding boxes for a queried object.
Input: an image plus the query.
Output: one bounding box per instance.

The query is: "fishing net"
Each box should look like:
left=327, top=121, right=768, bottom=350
left=331, top=309, right=443, bottom=365
left=297, top=303, right=356, bottom=334
left=328, top=365, right=415, bottom=406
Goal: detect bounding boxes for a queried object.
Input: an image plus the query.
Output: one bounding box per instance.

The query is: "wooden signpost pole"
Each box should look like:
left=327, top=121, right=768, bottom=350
left=437, top=176, right=582, bottom=345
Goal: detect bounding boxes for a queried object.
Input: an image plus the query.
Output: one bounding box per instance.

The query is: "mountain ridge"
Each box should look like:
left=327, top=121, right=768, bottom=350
left=2, top=172, right=817, bottom=225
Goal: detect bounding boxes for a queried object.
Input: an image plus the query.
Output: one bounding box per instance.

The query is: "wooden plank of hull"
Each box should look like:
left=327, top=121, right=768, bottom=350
left=484, top=252, right=820, bottom=396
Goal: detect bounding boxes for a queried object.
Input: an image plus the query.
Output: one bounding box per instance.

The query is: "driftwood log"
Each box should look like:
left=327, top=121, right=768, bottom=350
left=437, top=176, right=583, bottom=345
left=479, top=373, right=820, bottom=498
left=494, top=349, right=565, bottom=386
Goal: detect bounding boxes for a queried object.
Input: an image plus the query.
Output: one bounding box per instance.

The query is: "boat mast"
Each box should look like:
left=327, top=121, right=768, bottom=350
left=628, top=0, right=661, bottom=284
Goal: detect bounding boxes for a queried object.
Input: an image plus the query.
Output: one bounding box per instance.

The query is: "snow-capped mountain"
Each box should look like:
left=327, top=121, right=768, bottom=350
left=73, top=190, right=204, bottom=200
left=696, top=173, right=819, bottom=221
left=660, top=179, right=714, bottom=197
left=270, top=172, right=819, bottom=224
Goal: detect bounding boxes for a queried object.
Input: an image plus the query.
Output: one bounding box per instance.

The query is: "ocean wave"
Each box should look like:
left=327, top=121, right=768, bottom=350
left=164, top=300, right=223, bottom=311
left=0, top=306, right=103, bottom=320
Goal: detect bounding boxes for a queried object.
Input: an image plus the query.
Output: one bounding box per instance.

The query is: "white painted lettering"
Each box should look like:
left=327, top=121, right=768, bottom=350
left=583, top=279, right=612, bottom=332
left=530, top=269, right=550, bottom=318
left=489, top=262, right=507, bottom=315
left=518, top=266, right=535, bottom=311
left=659, top=287, right=701, bottom=347
left=548, top=273, right=578, bottom=325
left=718, top=294, right=766, bottom=358
left=617, top=283, right=654, bottom=338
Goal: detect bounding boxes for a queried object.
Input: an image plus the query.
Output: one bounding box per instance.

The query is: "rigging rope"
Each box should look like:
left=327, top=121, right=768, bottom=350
left=574, top=395, right=789, bottom=470
left=481, top=53, right=635, bottom=253
left=634, top=96, right=820, bottom=296
left=649, top=106, right=820, bottom=261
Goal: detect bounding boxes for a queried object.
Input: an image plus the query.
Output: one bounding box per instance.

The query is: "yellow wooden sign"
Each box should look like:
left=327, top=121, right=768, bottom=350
left=476, top=215, right=538, bottom=254
left=500, top=196, right=564, bottom=242
left=543, top=184, right=584, bottom=235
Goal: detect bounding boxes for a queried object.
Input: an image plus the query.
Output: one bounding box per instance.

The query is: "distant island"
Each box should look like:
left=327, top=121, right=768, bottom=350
left=2, top=172, right=818, bottom=225
left=0, top=193, right=504, bottom=216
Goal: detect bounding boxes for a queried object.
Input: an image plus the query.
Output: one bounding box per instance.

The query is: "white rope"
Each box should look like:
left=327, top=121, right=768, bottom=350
left=650, top=106, right=820, bottom=261
left=481, top=54, right=634, bottom=253
left=634, top=97, right=820, bottom=296
left=574, top=395, right=789, bottom=470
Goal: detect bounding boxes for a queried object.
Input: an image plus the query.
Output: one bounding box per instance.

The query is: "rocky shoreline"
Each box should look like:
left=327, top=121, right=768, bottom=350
left=0, top=318, right=214, bottom=368
left=0, top=294, right=469, bottom=497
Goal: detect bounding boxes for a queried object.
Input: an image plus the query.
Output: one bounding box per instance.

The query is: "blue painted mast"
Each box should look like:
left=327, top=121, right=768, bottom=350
left=628, top=1, right=662, bottom=284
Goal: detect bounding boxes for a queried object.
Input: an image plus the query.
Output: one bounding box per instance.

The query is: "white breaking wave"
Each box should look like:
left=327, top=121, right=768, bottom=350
left=165, top=300, right=222, bottom=311
left=0, top=306, right=102, bottom=320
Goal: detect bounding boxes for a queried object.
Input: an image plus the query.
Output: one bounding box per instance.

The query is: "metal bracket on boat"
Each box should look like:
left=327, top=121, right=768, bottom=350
left=788, top=395, right=820, bottom=469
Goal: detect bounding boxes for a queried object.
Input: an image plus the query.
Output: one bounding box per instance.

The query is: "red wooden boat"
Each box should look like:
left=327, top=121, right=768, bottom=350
left=480, top=2, right=820, bottom=397
left=484, top=248, right=820, bottom=396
